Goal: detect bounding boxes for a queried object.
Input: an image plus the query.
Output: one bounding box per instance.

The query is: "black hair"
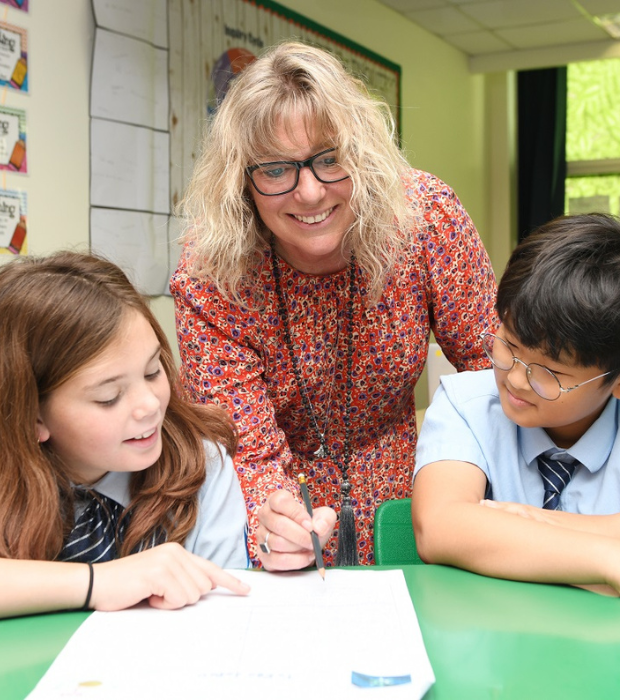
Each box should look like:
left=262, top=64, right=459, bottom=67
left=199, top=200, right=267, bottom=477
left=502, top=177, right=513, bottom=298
left=497, top=213, right=620, bottom=382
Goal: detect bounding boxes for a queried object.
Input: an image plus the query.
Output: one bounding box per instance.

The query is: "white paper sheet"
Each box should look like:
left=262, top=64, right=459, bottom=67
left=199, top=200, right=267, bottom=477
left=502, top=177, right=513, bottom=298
left=90, top=118, right=170, bottom=215
left=91, top=29, right=169, bottom=130
left=92, top=0, right=168, bottom=48
left=27, top=569, right=434, bottom=700
left=89, top=0, right=171, bottom=295
left=90, top=208, right=171, bottom=296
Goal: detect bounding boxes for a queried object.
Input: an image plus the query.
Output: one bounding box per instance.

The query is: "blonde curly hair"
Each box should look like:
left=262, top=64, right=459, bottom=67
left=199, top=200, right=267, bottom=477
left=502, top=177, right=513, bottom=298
left=180, top=41, right=415, bottom=303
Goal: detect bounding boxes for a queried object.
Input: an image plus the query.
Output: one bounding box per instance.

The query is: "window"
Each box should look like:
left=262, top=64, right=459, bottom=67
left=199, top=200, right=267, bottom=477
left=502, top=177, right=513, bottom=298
left=565, top=59, right=620, bottom=216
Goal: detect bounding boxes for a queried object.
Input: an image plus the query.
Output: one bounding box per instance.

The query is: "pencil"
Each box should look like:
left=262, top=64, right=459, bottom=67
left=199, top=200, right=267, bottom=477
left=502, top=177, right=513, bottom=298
left=298, top=473, right=326, bottom=580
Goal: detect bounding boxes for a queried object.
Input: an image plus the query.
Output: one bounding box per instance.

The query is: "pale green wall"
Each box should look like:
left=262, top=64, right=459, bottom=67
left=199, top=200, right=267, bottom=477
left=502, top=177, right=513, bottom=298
left=22, top=0, right=509, bottom=406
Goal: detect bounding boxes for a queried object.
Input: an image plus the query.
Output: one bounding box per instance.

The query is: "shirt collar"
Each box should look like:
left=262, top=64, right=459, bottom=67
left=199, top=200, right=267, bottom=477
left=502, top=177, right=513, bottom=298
left=520, top=397, right=618, bottom=474
left=89, top=471, right=131, bottom=507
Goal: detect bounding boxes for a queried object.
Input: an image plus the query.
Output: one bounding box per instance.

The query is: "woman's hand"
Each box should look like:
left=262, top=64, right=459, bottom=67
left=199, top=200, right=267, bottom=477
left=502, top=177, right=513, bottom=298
left=91, top=542, right=250, bottom=611
left=256, top=490, right=336, bottom=571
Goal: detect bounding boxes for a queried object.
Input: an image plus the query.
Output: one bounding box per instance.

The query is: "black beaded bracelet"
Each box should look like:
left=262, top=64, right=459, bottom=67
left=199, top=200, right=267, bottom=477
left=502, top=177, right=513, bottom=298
left=82, top=561, right=94, bottom=610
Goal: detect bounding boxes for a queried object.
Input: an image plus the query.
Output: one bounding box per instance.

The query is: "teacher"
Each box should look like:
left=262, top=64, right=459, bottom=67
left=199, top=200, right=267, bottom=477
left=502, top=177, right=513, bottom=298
left=171, top=41, right=497, bottom=569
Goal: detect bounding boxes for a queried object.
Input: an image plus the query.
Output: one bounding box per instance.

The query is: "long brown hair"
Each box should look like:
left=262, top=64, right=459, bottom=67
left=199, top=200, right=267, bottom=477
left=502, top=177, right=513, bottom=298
left=0, top=251, right=237, bottom=560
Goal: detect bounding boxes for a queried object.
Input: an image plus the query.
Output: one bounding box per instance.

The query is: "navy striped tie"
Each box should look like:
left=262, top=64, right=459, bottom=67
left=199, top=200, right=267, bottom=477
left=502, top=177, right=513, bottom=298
left=57, top=490, right=129, bottom=563
left=537, top=453, right=577, bottom=511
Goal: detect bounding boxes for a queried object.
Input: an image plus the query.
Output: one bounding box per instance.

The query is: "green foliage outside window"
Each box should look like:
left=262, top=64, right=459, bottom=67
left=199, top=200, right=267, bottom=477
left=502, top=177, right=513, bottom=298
left=566, top=59, right=620, bottom=216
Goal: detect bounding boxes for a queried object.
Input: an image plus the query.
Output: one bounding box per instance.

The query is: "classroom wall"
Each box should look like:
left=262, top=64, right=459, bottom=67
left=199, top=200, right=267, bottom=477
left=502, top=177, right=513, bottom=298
left=23, top=0, right=506, bottom=406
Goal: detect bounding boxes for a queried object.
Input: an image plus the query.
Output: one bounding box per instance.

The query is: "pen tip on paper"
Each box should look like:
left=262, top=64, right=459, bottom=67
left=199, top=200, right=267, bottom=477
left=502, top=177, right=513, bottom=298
left=318, top=567, right=326, bottom=581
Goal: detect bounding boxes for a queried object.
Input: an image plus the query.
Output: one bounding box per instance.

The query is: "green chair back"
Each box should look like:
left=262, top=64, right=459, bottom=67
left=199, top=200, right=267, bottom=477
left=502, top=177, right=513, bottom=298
left=374, top=498, right=425, bottom=565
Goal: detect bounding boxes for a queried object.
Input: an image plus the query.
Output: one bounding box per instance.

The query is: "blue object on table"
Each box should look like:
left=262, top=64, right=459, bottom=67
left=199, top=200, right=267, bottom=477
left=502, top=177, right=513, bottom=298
left=351, top=671, right=412, bottom=687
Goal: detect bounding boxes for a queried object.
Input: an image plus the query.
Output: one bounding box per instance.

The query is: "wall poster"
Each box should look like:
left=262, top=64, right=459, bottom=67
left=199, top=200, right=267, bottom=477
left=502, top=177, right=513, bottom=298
left=0, top=105, right=26, bottom=173
left=0, top=20, right=27, bottom=92
left=0, top=187, right=27, bottom=256
left=0, top=1, right=29, bottom=11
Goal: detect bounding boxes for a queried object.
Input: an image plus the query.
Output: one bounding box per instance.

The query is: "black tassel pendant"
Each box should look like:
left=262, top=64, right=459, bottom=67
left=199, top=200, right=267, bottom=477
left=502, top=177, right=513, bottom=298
left=336, top=481, right=358, bottom=566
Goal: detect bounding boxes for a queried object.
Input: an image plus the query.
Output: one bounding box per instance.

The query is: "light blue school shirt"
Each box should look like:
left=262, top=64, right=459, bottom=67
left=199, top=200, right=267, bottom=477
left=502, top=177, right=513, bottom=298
left=414, top=369, right=620, bottom=513
left=93, top=441, right=249, bottom=568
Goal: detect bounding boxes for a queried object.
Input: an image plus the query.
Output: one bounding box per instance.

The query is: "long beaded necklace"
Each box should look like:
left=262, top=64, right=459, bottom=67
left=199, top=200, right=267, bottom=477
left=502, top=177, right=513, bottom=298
left=270, top=240, right=359, bottom=566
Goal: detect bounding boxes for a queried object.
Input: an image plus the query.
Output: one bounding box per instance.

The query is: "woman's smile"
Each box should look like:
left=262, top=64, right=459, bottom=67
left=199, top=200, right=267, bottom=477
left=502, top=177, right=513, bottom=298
left=291, top=206, right=335, bottom=225
left=249, top=115, right=355, bottom=275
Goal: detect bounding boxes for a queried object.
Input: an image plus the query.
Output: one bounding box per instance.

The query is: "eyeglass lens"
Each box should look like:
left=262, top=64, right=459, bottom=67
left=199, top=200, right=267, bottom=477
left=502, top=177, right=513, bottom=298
left=249, top=149, right=348, bottom=195
left=482, top=334, right=561, bottom=400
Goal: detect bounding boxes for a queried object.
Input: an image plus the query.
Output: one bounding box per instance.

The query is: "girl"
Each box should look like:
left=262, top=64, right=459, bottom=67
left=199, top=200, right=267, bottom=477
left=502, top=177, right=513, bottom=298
left=0, top=251, right=249, bottom=618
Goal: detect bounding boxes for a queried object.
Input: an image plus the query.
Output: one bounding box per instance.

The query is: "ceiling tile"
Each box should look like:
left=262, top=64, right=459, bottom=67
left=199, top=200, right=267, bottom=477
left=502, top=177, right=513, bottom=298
left=445, top=30, right=514, bottom=53
left=404, top=6, right=483, bottom=34
left=496, top=17, right=609, bottom=48
left=378, top=0, right=448, bottom=11
left=460, top=0, right=580, bottom=29
left=374, top=0, right=620, bottom=62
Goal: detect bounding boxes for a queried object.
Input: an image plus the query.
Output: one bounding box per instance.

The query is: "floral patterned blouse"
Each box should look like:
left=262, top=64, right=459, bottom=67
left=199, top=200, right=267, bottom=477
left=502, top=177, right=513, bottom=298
left=171, top=169, right=499, bottom=566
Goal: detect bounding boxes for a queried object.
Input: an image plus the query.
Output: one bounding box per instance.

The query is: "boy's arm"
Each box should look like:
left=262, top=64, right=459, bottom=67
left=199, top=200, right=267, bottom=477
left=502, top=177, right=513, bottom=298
left=480, top=499, right=620, bottom=538
left=412, top=460, right=620, bottom=595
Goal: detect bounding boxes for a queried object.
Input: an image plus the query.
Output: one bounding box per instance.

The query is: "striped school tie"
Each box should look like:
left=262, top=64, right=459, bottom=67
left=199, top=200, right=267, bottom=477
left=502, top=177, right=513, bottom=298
left=537, top=452, right=577, bottom=511
left=57, top=490, right=129, bottom=563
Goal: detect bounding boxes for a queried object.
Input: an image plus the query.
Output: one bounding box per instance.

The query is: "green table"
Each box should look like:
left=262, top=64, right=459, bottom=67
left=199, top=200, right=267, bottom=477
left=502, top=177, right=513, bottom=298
left=406, top=566, right=620, bottom=699
left=2, top=565, right=620, bottom=699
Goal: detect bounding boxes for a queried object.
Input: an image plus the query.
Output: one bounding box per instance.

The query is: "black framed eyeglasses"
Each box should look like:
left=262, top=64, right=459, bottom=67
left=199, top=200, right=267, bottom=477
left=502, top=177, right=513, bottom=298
left=246, top=147, right=349, bottom=196
left=480, top=332, right=613, bottom=401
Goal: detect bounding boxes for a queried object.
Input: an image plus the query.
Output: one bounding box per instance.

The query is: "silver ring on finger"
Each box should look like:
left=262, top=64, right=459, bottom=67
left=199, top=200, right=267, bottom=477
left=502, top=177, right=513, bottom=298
left=259, top=530, right=271, bottom=555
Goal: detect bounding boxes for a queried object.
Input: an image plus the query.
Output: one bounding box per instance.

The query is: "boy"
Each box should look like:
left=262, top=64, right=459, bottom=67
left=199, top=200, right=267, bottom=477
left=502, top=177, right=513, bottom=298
left=412, top=213, right=620, bottom=596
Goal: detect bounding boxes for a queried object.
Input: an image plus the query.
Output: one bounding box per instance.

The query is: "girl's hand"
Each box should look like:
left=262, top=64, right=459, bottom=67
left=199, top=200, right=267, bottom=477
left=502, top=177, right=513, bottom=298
left=256, top=490, right=335, bottom=571
left=90, top=542, right=250, bottom=611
